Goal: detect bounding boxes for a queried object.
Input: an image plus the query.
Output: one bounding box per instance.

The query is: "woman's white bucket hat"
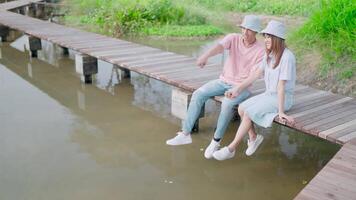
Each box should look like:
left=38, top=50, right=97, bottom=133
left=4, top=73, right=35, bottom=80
left=240, top=15, right=262, bottom=33
left=261, top=20, right=286, bottom=39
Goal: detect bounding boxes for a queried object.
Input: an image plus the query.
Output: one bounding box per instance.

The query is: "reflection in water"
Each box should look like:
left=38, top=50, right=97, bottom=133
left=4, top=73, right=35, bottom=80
left=95, top=60, right=122, bottom=95
left=279, top=131, right=298, bottom=159
left=0, top=33, right=341, bottom=200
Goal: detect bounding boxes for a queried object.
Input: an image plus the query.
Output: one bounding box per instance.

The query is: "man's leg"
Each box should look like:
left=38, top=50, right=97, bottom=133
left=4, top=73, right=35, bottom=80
left=182, top=79, right=227, bottom=134
left=167, top=79, right=226, bottom=146
left=213, top=89, right=251, bottom=140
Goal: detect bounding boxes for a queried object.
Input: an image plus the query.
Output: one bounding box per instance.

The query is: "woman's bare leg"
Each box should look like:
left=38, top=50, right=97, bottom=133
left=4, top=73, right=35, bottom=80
left=227, top=112, right=253, bottom=151
left=238, top=107, right=256, bottom=142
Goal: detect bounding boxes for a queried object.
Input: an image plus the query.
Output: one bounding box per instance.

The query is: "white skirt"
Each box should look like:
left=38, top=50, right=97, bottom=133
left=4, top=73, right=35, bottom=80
left=240, top=92, right=294, bottom=128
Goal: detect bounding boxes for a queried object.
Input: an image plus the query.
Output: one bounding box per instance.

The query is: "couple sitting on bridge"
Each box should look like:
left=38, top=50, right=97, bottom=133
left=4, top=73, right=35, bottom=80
left=166, top=15, right=296, bottom=161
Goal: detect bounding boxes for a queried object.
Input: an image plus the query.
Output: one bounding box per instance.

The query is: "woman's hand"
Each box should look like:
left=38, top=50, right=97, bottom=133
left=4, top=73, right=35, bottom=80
left=225, top=87, right=239, bottom=99
left=278, top=112, right=295, bottom=125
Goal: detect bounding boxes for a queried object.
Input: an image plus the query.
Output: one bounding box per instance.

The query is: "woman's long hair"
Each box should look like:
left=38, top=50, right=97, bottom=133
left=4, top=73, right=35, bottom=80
left=266, top=34, right=285, bottom=69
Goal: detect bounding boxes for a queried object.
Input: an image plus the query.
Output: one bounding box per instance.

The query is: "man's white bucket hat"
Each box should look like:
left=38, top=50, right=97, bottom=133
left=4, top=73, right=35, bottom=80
left=261, top=20, right=286, bottom=39
left=240, top=15, right=261, bottom=33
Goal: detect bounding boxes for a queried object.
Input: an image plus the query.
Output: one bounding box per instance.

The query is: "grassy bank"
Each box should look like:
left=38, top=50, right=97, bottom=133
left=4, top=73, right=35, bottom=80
left=63, top=0, right=224, bottom=37
left=289, top=0, right=355, bottom=82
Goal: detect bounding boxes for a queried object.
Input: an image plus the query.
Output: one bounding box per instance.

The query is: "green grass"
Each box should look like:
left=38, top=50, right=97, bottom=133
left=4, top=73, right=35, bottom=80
left=289, top=0, right=356, bottom=80
left=64, top=0, right=214, bottom=37
left=142, top=25, right=223, bottom=37
left=184, top=0, right=320, bottom=16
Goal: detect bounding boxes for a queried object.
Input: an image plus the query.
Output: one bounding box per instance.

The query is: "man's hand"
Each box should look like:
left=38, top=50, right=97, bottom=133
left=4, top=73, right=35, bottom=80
left=225, top=87, right=239, bottom=99
left=196, top=55, right=208, bottom=68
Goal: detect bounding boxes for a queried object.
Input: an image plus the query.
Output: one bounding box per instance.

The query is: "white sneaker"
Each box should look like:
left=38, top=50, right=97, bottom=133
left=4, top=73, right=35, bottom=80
left=166, top=132, right=192, bottom=145
left=213, top=147, right=235, bottom=161
left=245, top=134, right=264, bottom=156
left=204, top=140, right=220, bottom=159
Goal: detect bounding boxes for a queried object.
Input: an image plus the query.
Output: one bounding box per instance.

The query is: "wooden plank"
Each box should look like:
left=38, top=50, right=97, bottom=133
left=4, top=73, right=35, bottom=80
left=130, top=57, right=196, bottom=69
left=302, top=108, right=356, bottom=130
left=294, top=90, right=328, bottom=104
left=337, top=131, right=356, bottom=144
left=146, top=63, right=198, bottom=75
left=101, top=48, right=162, bottom=60
left=79, top=43, right=138, bottom=52
left=163, top=65, right=220, bottom=80
left=108, top=51, right=175, bottom=63
left=146, top=62, right=217, bottom=75
left=296, top=103, right=356, bottom=124
left=327, top=125, right=356, bottom=143
left=319, top=119, right=356, bottom=139
left=316, top=111, right=356, bottom=132
left=84, top=46, right=148, bottom=56
left=124, top=54, right=188, bottom=66
left=290, top=97, right=352, bottom=117
left=289, top=93, right=340, bottom=114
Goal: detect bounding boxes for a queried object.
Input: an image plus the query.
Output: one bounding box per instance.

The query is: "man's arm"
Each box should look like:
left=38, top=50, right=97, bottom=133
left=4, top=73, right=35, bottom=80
left=225, top=67, right=263, bottom=98
left=196, top=44, right=224, bottom=68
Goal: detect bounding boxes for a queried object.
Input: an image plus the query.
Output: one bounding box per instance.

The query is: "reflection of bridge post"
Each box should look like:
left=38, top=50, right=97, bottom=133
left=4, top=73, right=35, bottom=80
left=77, top=88, right=86, bottom=110
left=34, top=3, right=45, bottom=19
left=27, top=62, right=33, bottom=78
left=15, top=6, right=25, bottom=15
left=0, top=25, right=9, bottom=42
left=0, top=27, right=20, bottom=43
left=28, top=36, right=42, bottom=58
left=117, top=66, right=130, bottom=81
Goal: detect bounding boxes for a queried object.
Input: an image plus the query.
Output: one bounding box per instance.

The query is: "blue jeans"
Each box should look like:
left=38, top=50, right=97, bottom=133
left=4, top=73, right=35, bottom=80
left=182, top=79, right=251, bottom=139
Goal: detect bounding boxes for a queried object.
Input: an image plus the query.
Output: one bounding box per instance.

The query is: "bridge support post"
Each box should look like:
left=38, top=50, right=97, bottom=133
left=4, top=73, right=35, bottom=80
left=75, top=53, right=98, bottom=84
left=0, top=26, right=9, bottom=42
left=28, top=36, right=42, bottom=58
left=171, top=88, right=204, bottom=133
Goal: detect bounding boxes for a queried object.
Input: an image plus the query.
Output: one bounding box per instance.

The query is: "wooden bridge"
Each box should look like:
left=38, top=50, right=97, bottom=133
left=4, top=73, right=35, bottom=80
left=0, top=1, right=355, bottom=199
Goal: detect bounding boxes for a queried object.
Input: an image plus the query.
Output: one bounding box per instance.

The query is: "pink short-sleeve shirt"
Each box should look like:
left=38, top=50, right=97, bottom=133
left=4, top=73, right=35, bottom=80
left=219, top=33, right=265, bottom=86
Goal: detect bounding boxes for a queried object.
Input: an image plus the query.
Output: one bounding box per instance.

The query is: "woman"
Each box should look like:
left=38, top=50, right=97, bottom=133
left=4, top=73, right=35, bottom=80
left=212, top=20, right=296, bottom=161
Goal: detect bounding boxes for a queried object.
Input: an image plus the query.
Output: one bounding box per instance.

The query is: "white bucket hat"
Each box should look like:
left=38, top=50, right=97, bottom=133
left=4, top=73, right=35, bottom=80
left=261, top=20, right=286, bottom=39
left=239, top=15, right=261, bottom=33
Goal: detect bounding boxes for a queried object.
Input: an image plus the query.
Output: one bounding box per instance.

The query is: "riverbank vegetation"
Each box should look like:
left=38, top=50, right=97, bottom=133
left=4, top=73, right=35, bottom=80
left=63, top=0, right=319, bottom=37
left=289, top=0, right=355, bottom=92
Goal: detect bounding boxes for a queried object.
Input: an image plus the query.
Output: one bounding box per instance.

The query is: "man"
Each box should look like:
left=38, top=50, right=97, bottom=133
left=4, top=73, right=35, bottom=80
left=166, top=15, right=265, bottom=159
